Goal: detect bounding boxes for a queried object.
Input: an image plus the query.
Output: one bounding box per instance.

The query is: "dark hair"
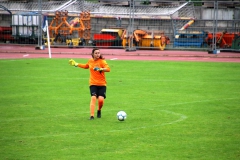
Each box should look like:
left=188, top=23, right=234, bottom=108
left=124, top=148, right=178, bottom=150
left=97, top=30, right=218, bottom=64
left=91, top=48, right=104, bottom=59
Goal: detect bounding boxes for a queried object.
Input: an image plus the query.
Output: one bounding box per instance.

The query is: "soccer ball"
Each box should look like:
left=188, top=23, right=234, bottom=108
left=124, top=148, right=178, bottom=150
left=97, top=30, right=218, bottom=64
left=117, top=111, right=127, bottom=121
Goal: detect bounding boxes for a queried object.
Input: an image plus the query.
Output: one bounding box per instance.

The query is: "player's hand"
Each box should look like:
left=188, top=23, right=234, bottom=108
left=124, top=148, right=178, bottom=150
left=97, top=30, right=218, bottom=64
left=93, top=67, right=103, bottom=71
left=69, top=59, right=78, bottom=67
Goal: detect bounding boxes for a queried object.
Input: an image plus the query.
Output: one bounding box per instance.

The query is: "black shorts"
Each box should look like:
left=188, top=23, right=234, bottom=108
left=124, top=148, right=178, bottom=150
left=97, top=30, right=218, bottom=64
left=90, top=85, right=106, bottom=99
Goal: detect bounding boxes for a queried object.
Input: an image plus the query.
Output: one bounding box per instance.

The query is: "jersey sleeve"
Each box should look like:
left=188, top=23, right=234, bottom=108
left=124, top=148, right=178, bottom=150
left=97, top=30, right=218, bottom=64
left=102, top=60, right=110, bottom=72
left=77, top=60, right=90, bottom=69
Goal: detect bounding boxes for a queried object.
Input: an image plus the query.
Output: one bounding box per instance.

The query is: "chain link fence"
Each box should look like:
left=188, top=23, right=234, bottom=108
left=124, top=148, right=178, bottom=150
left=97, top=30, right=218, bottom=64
left=0, top=0, right=239, bottom=52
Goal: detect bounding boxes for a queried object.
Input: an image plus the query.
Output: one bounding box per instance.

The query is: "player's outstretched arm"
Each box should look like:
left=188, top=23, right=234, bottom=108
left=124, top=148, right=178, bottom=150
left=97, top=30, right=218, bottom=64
left=69, top=59, right=90, bottom=69
left=69, top=59, right=78, bottom=67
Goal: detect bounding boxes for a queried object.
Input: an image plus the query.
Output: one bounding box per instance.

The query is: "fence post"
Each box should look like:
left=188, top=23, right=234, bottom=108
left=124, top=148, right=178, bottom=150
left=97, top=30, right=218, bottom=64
left=212, top=0, right=220, bottom=54
left=126, top=0, right=136, bottom=52
left=35, top=0, right=44, bottom=50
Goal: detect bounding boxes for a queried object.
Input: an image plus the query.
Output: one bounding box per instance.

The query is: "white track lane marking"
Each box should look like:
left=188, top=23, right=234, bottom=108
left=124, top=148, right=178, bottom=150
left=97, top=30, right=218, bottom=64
left=23, top=54, right=29, bottom=57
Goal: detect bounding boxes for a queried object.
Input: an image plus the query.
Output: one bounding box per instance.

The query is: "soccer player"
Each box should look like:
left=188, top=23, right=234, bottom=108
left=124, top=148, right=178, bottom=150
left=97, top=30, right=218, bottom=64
left=69, top=48, right=111, bottom=120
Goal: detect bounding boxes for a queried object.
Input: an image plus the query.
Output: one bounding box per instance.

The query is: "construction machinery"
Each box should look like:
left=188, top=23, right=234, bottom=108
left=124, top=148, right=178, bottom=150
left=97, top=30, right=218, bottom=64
left=92, top=28, right=170, bottom=50
left=92, top=28, right=124, bottom=47
left=122, top=29, right=170, bottom=50
left=174, top=30, right=207, bottom=48
left=0, top=26, right=14, bottom=43
left=205, top=31, right=240, bottom=49
left=45, top=10, right=91, bottom=47
left=173, top=20, right=209, bottom=48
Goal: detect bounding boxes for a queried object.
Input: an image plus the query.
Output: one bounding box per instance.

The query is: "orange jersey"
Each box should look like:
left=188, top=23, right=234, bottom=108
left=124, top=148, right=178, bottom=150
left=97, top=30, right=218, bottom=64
left=77, top=58, right=110, bottom=86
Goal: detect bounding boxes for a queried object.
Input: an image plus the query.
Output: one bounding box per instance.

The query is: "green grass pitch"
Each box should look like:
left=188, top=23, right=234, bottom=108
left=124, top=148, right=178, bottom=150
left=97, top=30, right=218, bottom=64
left=0, top=58, right=240, bottom=159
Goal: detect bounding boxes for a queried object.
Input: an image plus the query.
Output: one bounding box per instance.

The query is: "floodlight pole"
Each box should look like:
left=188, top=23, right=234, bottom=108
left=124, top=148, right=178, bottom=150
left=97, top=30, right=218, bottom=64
left=126, top=0, right=136, bottom=52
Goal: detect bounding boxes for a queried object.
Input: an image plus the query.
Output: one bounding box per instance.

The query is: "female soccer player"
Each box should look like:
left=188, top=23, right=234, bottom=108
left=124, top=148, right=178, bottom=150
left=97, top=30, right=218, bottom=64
left=69, top=48, right=111, bottom=120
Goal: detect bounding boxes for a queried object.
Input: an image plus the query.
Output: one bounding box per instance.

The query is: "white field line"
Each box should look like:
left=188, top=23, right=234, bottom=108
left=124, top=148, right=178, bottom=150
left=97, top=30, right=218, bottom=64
left=0, top=109, right=187, bottom=140
left=0, top=97, right=238, bottom=124
left=0, top=59, right=26, bottom=62
left=108, top=110, right=188, bottom=132
left=0, top=98, right=239, bottom=140
left=0, top=110, right=187, bottom=140
left=0, top=75, right=226, bottom=84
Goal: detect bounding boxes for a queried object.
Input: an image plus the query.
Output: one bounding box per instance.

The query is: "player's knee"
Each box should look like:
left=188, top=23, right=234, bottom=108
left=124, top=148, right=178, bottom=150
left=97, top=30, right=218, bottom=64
left=98, top=96, right=104, bottom=102
left=91, top=96, right=97, bottom=100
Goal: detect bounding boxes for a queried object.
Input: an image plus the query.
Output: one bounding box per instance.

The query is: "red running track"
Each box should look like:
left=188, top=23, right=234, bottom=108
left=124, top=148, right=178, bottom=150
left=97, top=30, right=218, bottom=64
left=0, top=44, right=240, bottom=62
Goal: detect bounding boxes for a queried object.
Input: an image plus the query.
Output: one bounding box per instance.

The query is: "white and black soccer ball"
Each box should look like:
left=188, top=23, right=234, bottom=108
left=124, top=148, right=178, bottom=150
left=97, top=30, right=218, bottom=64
left=117, top=111, right=127, bottom=121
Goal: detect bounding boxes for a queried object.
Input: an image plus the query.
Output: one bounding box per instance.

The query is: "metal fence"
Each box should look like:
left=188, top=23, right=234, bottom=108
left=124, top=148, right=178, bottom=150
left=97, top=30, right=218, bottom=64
left=0, top=0, right=239, bottom=52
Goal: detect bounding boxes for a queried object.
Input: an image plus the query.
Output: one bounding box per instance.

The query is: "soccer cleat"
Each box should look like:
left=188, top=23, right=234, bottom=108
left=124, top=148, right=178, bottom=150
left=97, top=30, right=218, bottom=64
left=89, top=116, right=94, bottom=120
left=97, top=110, right=101, bottom=118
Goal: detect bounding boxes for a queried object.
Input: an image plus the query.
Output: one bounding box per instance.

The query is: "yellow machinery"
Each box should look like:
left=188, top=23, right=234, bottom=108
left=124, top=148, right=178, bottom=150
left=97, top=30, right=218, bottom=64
left=122, top=29, right=170, bottom=50
left=45, top=10, right=91, bottom=47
